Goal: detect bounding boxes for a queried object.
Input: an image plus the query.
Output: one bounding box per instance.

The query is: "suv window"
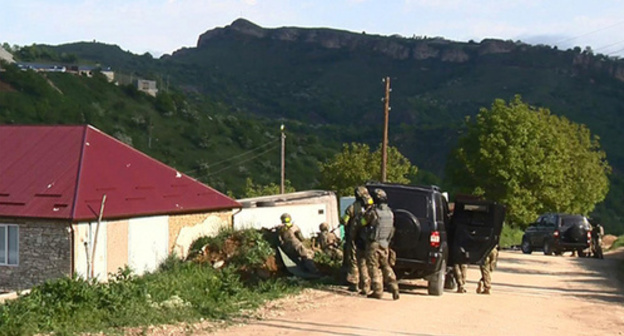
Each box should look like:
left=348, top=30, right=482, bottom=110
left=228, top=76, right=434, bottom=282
left=561, top=215, right=589, bottom=230
left=385, top=188, right=431, bottom=222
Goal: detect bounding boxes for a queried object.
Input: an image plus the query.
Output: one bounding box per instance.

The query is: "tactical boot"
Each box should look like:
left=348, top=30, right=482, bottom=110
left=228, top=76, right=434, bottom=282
left=457, top=286, right=467, bottom=294
left=479, top=288, right=491, bottom=295
left=392, top=289, right=400, bottom=301
left=476, top=280, right=483, bottom=294
left=367, top=292, right=383, bottom=299
left=348, top=283, right=359, bottom=292
left=359, top=287, right=371, bottom=296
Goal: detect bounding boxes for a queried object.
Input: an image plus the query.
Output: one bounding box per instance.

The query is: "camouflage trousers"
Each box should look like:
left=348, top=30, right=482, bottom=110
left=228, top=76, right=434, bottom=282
left=453, top=264, right=467, bottom=289
left=345, top=225, right=369, bottom=290
left=479, top=248, right=498, bottom=290
left=366, top=242, right=398, bottom=296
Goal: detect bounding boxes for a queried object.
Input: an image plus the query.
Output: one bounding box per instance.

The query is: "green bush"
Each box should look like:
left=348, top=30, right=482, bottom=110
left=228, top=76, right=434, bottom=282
left=0, top=246, right=303, bottom=336
left=500, top=224, right=524, bottom=248
left=610, top=235, right=624, bottom=250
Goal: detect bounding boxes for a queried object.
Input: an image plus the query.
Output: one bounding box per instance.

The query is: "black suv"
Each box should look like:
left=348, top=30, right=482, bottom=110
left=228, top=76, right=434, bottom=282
left=366, top=183, right=505, bottom=295
left=521, top=213, right=591, bottom=256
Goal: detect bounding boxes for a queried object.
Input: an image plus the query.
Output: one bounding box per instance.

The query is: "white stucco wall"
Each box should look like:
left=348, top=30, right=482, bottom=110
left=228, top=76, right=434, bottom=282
left=73, top=221, right=109, bottom=282
left=128, top=215, right=169, bottom=275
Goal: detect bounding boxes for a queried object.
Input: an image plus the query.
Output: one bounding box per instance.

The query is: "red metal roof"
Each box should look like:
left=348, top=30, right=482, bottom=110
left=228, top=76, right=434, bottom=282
left=0, top=125, right=241, bottom=221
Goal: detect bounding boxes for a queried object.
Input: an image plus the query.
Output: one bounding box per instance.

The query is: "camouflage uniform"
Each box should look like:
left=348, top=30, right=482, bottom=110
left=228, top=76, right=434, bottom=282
left=362, top=189, right=399, bottom=300
left=342, top=187, right=372, bottom=292
left=477, top=246, right=498, bottom=294
left=453, top=264, right=468, bottom=293
left=278, top=214, right=318, bottom=274
left=317, top=224, right=343, bottom=260
left=279, top=223, right=313, bottom=259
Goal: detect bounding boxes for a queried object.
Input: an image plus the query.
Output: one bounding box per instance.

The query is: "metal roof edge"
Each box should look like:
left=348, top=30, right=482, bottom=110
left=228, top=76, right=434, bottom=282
left=237, top=189, right=335, bottom=203
left=69, top=125, right=89, bottom=220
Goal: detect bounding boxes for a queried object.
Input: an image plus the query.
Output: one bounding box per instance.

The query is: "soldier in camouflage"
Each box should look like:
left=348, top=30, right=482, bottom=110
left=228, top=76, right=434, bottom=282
left=362, top=188, right=400, bottom=300
left=477, top=245, right=498, bottom=294
left=342, top=186, right=373, bottom=293
left=278, top=213, right=319, bottom=274
left=316, top=222, right=343, bottom=260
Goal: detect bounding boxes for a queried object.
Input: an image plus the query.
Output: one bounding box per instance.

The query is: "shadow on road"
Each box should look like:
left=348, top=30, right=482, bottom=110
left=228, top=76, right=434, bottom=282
left=250, top=318, right=438, bottom=336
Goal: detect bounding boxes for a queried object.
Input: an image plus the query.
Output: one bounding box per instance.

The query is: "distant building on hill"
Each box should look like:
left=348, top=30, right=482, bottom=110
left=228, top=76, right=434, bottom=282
left=136, top=79, right=158, bottom=96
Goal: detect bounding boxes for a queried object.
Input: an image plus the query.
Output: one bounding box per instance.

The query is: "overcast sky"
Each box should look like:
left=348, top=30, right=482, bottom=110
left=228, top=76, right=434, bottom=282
left=2, top=0, right=624, bottom=58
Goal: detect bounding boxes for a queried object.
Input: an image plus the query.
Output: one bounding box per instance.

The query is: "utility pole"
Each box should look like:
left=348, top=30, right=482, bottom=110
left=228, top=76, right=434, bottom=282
left=381, top=76, right=391, bottom=182
left=280, top=124, right=286, bottom=194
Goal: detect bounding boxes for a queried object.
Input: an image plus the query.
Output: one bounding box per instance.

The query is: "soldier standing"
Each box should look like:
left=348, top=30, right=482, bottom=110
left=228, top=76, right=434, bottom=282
left=362, top=188, right=400, bottom=300
left=278, top=213, right=319, bottom=274
left=342, top=186, right=373, bottom=293
left=477, top=245, right=498, bottom=294
left=453, top=262, right=468, bottom=293
left=316, top=222, right=343, bottom=260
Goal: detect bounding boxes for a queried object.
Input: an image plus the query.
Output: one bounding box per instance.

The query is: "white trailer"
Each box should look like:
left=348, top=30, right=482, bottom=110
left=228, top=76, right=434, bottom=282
left=234, top=190, right=340, bottom=238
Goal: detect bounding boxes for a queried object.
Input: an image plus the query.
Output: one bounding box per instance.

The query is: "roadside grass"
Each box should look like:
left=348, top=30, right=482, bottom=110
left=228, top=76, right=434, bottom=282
left=500, top=224, right=524, bottom=249
left=0, top=229, right=304, bottom=336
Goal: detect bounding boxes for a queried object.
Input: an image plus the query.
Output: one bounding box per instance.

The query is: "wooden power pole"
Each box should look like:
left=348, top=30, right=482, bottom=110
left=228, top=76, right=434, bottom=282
left=381, top=76, right=391, bottom=182
left=280, top=124, right=286, bottom=194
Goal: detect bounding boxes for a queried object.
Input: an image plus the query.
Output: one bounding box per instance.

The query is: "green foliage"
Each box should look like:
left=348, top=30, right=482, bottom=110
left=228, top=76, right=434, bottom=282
left=189, top=228, right=274, bottom=269
left=610, top=235, right=624, bottom=250
left=499, top=224, right=524, bottom=248
left=448, top=96, right=610, bottom=228
left=319, top=143, right=418, bottom=195
left=0, top=249, right=302, bottom=335
left=241, top=177, right=296, bottom=197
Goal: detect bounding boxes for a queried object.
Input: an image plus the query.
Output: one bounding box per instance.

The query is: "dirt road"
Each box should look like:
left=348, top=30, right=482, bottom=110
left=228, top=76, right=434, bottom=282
left=208, top=250, right=624, bottom=336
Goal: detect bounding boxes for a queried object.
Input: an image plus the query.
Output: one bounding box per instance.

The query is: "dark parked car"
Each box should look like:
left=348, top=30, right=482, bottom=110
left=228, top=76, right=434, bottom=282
left=366, top=183, right=505, bottom=295
left=521, top=213, right=592, bottom=256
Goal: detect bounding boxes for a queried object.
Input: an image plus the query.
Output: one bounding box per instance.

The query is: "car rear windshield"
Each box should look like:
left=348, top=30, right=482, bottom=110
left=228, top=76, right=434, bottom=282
left=385, top=189, right=431, bottom=221
left=560, top=215, right=589, bottom=229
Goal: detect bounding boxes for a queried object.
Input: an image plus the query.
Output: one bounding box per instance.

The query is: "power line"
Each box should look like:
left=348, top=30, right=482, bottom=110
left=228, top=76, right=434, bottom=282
left=198, top=143, right=280, bottom=179
left=184, top=138, right=279, bottom=176
left=594, top=39, right=624, bottom=52
left=554, top=19, right=624, bottom=45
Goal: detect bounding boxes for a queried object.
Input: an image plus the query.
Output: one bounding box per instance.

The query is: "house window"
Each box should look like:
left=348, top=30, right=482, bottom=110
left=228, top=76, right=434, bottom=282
left=0, top=224, right=18, bottom=266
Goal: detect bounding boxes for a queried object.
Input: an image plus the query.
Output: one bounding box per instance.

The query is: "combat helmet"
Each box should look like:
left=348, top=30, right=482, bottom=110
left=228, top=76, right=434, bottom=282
left=319, top=222, right=329, bottom=232
left=373, top=188, right=388, bottom=204
left=280, top=213, right=293, bottom=227
left=355, top=186, right=374, bottom=205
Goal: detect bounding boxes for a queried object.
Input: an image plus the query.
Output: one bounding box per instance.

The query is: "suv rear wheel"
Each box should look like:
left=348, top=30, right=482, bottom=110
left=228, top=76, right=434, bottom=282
left=543, top=240, right=553, bottom=255
left=427, top=259, right=446, bottom=296
left=521, top=237, right=533, bottom=254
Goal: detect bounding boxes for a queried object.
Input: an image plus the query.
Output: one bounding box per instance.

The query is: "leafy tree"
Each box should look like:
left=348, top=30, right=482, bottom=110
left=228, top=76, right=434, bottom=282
left=242, top=177, right=295, bottom=198
left=447, top=96, right=610, bottom=228
left=319, top=143, right=418, bottom=196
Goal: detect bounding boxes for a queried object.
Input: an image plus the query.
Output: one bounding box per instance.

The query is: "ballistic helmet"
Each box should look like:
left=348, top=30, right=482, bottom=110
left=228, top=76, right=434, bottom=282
left=319, top=222, right=329, bottom=231
left=280, top=213, right=293, bottom=226
left=355, top=186, right=374, bottom=206
left=374, top=188, right=388, bottom=204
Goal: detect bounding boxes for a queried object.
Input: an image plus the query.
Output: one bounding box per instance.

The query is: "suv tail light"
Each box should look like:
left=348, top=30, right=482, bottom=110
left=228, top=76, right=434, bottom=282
left=587, top=231, right=592, bottom=243
left=553, top=230, right=560, bottom=238
left=430, top=231, right=441, bottom=248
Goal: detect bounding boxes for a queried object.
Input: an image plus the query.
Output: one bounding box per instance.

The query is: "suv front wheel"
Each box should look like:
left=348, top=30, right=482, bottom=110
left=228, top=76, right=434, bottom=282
left=521, top=237, right=533, bottom=254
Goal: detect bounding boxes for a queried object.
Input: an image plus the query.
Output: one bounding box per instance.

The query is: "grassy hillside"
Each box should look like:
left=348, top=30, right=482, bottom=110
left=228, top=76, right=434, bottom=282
left=4, top=20, right=624, bottom=234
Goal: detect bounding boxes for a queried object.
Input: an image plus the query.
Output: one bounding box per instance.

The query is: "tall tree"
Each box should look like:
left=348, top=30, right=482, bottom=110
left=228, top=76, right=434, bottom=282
left=320, top=143, right=418, bottom=196
left=447, top=96, right=610, bottom=227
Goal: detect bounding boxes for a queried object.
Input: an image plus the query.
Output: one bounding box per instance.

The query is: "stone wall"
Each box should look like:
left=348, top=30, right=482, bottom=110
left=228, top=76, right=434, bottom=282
left=0, top=220, right=71, bottom=292
left=168, top=210, right=233, bottom=258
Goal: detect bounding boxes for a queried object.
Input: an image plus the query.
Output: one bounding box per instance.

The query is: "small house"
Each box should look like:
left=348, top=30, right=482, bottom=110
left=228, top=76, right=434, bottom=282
left=0, top=125, right=241, bottom=291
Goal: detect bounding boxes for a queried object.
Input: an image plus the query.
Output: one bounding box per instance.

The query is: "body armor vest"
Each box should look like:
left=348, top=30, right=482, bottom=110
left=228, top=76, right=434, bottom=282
left=374, top=204, right=394, bottom=248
